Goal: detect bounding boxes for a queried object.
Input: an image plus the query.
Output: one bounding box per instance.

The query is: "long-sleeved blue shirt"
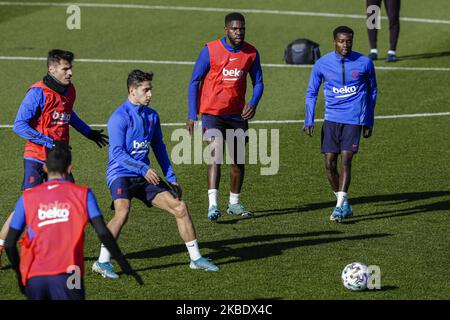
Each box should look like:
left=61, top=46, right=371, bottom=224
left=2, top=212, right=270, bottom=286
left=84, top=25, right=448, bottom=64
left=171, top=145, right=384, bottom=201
left=305, top=51, right=377, bottom=128
left=13, top=87, right=92, bottom=163
left=106, top=99, right=176, bottom=187
left=188, top=36, right=264, bottom=121
left=10, top=179, right=102, bottom=238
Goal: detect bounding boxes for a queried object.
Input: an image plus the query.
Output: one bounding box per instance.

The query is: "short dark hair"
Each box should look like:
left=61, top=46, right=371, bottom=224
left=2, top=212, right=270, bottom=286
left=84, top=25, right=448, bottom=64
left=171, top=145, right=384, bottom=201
left=333, top=26, right=354, bottom=39
left=127, top=69, right=154, bottom=92
left=46, top=145, right=72, bottom=174
left=47, top=49, right=74, bottom=67
left=225, top=12, right=245, bottom=26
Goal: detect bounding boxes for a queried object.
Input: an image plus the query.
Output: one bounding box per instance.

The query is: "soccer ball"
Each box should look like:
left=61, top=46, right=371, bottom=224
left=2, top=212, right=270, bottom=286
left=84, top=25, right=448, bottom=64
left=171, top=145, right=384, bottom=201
left=341, top=262, right=369, bottom=291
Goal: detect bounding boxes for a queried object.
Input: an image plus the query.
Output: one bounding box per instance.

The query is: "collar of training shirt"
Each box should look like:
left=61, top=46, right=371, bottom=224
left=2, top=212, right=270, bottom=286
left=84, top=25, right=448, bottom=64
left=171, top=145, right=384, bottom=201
left=126, top=99, right=146, bottom=113
left=221, top=36, right=242, bottom=53
left=334, top=50, right=355, bottom=61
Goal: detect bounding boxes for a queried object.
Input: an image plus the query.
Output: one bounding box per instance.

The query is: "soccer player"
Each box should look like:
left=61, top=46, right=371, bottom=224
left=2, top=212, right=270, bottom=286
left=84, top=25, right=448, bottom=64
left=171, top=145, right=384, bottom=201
left=187, top=12, right=264, bottom=221
left=92, top=69, right=219, bottom=279
left=4, top=146, right=134, bottom=300
left=303, top=26, right=378, bottom=222
left=0, top=49, right=108, bottom=268
left=366, top=0, right=401, bottom=62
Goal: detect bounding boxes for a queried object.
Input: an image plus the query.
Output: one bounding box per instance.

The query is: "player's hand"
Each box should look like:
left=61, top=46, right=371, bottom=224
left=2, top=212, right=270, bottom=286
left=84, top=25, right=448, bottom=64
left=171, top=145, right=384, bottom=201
left=170, top=182, right=183, bottom=199
left=303, top=126, right=314, bottom=137
left=144, top=169, right=160, bottom=185
left=52, top=140, right=72, bottom=150
left=241, top=104, right=256, bottom=120
left=363, top=126, right=373, bottom=138
left=186, top=119, right=195, bottom=136
left=88, top=129, right=109, bottom=148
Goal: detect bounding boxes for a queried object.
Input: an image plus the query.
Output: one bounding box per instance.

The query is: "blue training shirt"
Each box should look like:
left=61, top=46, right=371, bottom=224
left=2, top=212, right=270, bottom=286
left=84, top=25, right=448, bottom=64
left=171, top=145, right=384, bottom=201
left=188, top=36, right=264, bottom=121
left=13, top=87, right=92, bottom=158
left=305, top=51, right=377, bottom=128
left=106, top=99, right=177, bottom=187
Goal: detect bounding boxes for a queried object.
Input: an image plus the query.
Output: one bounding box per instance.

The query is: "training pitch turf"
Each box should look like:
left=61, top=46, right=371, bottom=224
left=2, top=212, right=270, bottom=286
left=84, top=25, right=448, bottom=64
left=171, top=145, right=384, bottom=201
left=0, top=0, right=449, bottom=300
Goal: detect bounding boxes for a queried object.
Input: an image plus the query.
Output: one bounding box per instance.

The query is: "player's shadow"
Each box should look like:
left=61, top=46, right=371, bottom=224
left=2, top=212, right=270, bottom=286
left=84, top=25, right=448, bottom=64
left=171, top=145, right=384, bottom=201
left=217, top=191, right=450, bottom=224
left=398, top=51, right=450, bottom=61
left=343, top=199, right=450, bottom=224
left=121, top=231, right=392, bottom=272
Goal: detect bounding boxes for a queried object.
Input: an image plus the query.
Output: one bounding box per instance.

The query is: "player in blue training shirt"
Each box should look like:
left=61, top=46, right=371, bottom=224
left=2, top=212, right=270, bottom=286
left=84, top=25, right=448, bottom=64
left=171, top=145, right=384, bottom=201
left=92, top=70, right=219, bottom=279
left=303, top=26, right=378, bottom=222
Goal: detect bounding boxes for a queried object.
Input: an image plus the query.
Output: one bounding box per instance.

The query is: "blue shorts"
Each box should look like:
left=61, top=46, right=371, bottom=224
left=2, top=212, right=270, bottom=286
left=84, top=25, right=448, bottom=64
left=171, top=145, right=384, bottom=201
left=202, top=114, right=249, bottom=142
left=321, top=120, right=362, bottom=154
left=22, top=159, right=75, bottom=190
left=26, top=274, right=85, bottom=300
left=109, top=176, right=174, bottom=208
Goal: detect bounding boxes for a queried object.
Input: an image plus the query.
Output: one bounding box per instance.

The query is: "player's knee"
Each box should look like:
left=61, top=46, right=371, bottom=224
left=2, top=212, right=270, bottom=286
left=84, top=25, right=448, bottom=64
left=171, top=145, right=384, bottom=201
left=172, top=200, right=188, bottom=219
left=341, top=157, right=353, bottom=168
left=231, top=163, right=244, bottom=174
left=114, top=207, right=130, bottom=222
left=325, top=160, right=336, bottom=172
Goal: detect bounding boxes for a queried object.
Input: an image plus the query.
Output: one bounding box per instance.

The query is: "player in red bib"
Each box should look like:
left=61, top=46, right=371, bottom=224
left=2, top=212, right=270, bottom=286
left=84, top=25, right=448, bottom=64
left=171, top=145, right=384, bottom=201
left=187, top=12, right=264, bottom=221
left=4, top=146, right=136, bottom=300
left=0, top=49, right=108, bottom=268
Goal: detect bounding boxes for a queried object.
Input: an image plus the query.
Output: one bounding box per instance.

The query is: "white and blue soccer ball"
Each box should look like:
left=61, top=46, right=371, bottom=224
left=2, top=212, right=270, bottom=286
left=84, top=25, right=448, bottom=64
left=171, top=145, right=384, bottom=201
left=341, top=262, right=369, bottom=291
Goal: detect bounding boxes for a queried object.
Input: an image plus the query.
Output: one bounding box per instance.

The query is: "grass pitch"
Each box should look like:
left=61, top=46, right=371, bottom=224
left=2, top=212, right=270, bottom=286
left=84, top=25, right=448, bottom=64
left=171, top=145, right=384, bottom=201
left=0, top=0, right=449, bottom=299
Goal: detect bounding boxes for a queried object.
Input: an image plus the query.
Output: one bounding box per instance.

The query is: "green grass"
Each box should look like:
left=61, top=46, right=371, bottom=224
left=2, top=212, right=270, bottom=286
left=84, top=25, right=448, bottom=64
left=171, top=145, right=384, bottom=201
left=0, top=0, right=449, bottom=300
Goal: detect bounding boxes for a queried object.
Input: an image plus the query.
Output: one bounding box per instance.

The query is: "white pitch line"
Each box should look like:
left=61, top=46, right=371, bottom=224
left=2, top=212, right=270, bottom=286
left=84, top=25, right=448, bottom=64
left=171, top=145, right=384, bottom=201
left=1, top=56, right=449, bottom=72
left=1, top=112, right=450, bottom=128
left=0, top=1, right=449, bottom=25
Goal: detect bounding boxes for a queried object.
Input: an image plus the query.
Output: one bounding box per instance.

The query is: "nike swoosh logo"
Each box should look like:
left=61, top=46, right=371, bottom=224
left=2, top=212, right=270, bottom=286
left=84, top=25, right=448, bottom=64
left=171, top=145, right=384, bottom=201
left=229, top=58, right=238, bottom=61
left=48, top=185, right=59, bottom=190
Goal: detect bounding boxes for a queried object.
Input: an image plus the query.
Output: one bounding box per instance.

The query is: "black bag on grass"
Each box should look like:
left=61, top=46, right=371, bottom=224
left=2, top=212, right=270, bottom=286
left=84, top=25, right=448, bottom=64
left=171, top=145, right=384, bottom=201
left=284, top=38, right=321, bottom=65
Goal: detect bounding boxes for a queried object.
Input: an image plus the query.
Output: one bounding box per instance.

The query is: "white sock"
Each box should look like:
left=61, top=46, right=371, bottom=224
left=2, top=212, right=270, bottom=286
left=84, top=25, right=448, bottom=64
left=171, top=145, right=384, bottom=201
left=98, top=244, right=111, bottom=263
left=185, top=239, right=202, bottom=261
left=229, top=192, right=240, bottom=205
left=0, top=239, right=4, bottom=246
left=370, top=48, right=378, bottom=54
left=388, top=50, right=396, bottom=55
left=336, top=192, right=348, bottom=208
left=333, top=191, right=339, bottom=199
left=208, top=189, right=218, bottom=209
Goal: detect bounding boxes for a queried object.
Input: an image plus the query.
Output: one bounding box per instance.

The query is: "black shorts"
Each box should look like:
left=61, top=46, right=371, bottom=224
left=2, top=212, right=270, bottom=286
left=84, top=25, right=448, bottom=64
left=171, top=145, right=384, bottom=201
left=201, top=114, right=249, bottom=143
left=321, top=120, right=362, bottom=154
left=22, top=159, right=75, bottom=190
left=26, top=274, right=85, bottom=300
left=109, top=176, right=174, bottom=208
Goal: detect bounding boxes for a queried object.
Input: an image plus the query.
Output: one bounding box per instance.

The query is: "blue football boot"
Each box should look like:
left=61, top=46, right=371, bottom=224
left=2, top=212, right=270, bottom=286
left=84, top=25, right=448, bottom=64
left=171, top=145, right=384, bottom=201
left=385, top=54, right=398, bottom=62
left=189, top=257, right=219, bottom=272
left=208, top=205, right=221, bottom=221
left=226, top=203, right=253, bottom=218
left=92, top=260, right=119, bottom=279
left=342, top=203, right=353, bottom=219
left=330, top=207, right=344, bottom=222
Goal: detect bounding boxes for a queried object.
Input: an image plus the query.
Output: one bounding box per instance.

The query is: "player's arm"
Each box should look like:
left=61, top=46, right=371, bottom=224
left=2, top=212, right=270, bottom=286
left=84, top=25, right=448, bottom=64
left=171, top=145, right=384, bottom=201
left=242, top=51, right=264, bottom=120
left=150, top=114, right=177, bottom=185
left=4, top=196, right=27, bottom=295
left=363, top=59, right=378, bottom=138
left=304, top=63, right=323, bottom=137
left=108, top=114, right=151, bottom=176
left=186, top=46, right=211, bottom=134
left=13, top=88, right=54, bottom=149
left=70, top=112, right=108, bottom=148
